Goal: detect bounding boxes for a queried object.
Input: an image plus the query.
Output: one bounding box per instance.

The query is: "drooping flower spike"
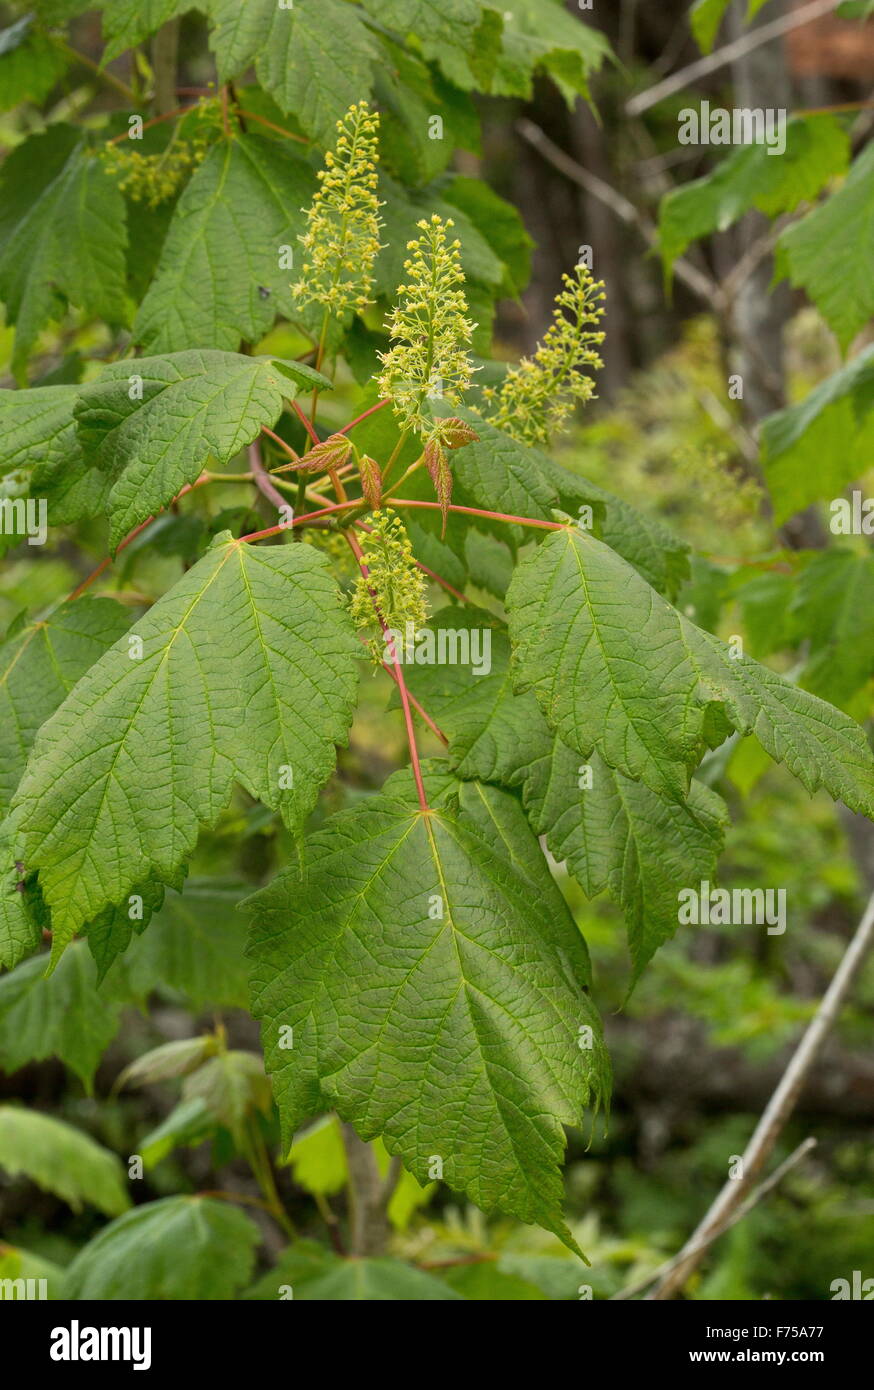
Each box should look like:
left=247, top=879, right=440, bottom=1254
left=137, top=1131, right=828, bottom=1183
left=485, top=263, right=606, bottom=447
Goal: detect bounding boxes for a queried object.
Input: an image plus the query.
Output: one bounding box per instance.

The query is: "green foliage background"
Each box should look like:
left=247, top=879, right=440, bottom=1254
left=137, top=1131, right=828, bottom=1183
left=0, top=0, right=872, bottom=1302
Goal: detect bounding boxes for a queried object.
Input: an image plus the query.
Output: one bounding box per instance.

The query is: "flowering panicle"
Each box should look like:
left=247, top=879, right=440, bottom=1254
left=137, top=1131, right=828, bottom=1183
left=349, top=509, right=428, bottom=662
left=101, top=106, right=219, bottom=208
left=377, top=215, right=474, bottom=440
left=484, top=264, right=606, bottom=446
left=291, top=101, right=382, bottom=320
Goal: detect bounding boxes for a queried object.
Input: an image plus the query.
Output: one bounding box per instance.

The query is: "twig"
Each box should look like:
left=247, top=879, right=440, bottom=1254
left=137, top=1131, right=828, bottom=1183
left=611, top=1138, right=817, bottom=1300
left=248, top=440, right=288, bottom=514
left=292, top=399, right=321, bottom=449
left=648, top=890, right=874, bottom=1299
left=65, top=474, right=211, bottom=602
left=626, top=0, right=840, bottom=117
left=391, top=498, right=567, bottom=532
left=337, top=398, right=391, bottom=435
left=51, top=38, right=138, bottom=103
left=234, top=109, right=309, bottom=145
left=516, top=118, right=724, bottom=311
left=261, top=425, right=300, bottom=465
left=345, top=530, right=430, bottom=815
left=340, top=1123, right=392, bottom=1256
left=105, top=104, right=199, bottom=145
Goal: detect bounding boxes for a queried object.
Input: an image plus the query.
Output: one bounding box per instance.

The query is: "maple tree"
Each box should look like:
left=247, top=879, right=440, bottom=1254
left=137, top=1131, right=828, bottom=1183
left=0, top=0, right=872, bottom=1302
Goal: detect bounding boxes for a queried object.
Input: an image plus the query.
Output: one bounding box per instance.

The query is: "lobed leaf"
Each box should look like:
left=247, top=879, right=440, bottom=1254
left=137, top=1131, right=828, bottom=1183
left=506, top=527, right=874, bottom=814
left=246, top=772, right=610, bottom=1250
left=64, top=1195, right=260, bottom=1300
left=73, top=350, right=329, bottom=549
left=0, top=1105, right=130, bottom=1216
left=9, top=538, right=360, bottom=961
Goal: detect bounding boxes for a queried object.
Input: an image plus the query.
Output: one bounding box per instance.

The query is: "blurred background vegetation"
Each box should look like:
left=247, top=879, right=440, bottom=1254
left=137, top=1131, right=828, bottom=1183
left=1, top=0, right=873, bottom=1301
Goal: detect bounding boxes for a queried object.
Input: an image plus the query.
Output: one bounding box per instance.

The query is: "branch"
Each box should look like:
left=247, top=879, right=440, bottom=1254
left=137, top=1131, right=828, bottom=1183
left=390, top=498, right=566, bottom=532
left=611, top=1138, right=817, bottom=1301
left=51, top=38, right=138, bottom=103
left=340, top=1123, right=392, bottom=1256
left=516, top=118, right=724, bottom=312
left=247, top=440, right=288, bottom=514
left=648, top=890, right=874, bottom=1299
left=64, top=474, right=211, bottom=602
left=344, top=530, right=431, bottom=816
left=337, top=398, right=391, bottom=436
left=626, top=0, right=840, bottom=117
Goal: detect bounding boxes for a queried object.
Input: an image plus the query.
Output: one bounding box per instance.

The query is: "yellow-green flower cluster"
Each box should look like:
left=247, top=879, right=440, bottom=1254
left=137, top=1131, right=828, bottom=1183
left=349, top=509, right=428, bottom=662
left=377, top=215, right=474, bottom=439
left=101, top=138, right=210, bottom=209
left=484, top=264, right=605, bottom=446
left=292, top=101, right=382, bottom=319
left=101, top=99, right=220, bottom=208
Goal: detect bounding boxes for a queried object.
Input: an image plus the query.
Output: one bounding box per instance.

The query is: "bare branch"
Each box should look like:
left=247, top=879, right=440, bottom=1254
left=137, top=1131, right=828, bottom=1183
left=627, top=0, right=840, bottom=117
left=648, top=890, right=874, bottom=1299
left=611, top=1138, right=817, bottom=1301
left=516, top=118, right=724, bottom=311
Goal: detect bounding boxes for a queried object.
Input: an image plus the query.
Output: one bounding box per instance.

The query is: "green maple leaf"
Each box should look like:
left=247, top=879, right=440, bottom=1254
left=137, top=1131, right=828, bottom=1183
left=297, top=1257, right=465, bottom=1301
left=73, top=349, right=330, bottom=548
left=206, top=0, right=378, bottom=147
left=64, top=1195, right=260, bottom=1300
left=506, top=528, right=874, bottom=814
left=0, top=941, right=126, bottom=1088
left=111, top=879, right=252, bottom=1008
left=519, top=744, right=727, bottom=979
left=359, top=0, right=486, bottom=91
left=401, top=607, right=725, bottom=973
left=0, top=598, right=132, bottom=815
left=537, top=456, right=691, bottom=599
left=101, top=0, right=192, bottom=61
left=0, top=382, right=114, bottom=526
left=659, top=116, right=850, bottom=277
left=441, top=175, right=534, bottom=298
left=0, top=126, right=127, bottom=381
left=0, top=855, right=47, bottom=971
left=9, top=537, right=360, bottom=962
left=0, top=1106, right=130, bottom=1216
left=777, top=142, right=874, bottom=352
left=0, top=382, right=80, bottom=479
left=791, top=550, right=874, bottom=709
left=86, top=880, right=167, bottom=983
left=761, top=344, right=874, bottom=521
left=134, top=136, right=316, bottom=354
left=246, top=771, right=609, bottom=1251
left=487, top=0, right=611, bottom=103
